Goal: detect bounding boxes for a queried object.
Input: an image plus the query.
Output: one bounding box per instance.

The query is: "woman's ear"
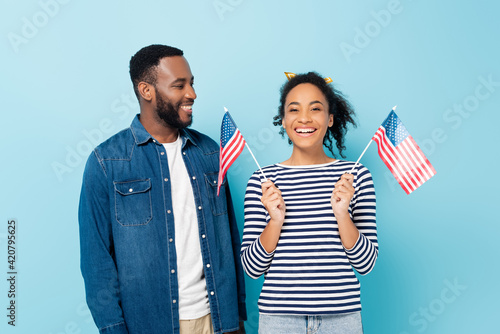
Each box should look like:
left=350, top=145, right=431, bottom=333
left=328, top=113, right=334, bottom=127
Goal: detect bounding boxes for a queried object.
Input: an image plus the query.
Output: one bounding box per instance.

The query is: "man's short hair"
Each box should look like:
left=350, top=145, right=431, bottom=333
left=129, top=44, right=184, bottom=99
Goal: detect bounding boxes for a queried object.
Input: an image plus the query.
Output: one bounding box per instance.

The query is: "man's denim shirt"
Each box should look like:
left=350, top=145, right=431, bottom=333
left=79, top=115, right=246, bottom=334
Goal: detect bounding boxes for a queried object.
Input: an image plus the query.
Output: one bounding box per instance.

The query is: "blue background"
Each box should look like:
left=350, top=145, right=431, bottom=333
left=1, top=0, right=499, bottom=333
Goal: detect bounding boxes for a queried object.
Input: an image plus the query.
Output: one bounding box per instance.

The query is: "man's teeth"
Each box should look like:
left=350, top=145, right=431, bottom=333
left=296, top=128, right=315, bottom=133
left=181, top=105, right=192, bottom=110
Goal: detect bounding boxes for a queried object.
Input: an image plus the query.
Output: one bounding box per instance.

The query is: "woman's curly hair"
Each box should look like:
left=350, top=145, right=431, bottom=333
left=273, top=72, right=356, bottom=158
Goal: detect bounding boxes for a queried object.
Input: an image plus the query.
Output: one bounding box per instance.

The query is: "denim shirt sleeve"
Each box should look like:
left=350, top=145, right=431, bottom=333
left=226, top=184, right=247, bottom=321
left=78, top=151, right=129, bottom=334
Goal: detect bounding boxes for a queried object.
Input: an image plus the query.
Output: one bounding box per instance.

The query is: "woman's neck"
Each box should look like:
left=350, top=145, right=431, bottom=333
left=281, top=147, right=335, bottom=166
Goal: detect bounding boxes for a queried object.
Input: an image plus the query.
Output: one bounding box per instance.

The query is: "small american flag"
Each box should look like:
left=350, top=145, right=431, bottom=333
left=218, top=111, right=246, bottom=196
left=372, top=109, right=436, bottom=194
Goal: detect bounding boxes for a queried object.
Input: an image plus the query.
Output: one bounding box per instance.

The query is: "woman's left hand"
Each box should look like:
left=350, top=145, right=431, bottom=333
left=331, top=173, right=355, bottom=217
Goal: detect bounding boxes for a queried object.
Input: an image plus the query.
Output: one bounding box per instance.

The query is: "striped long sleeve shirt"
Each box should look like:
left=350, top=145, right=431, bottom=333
left=241, top=160, right=378, bottom=315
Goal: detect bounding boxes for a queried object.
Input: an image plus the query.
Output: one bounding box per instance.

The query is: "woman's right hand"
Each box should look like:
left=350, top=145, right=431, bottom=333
left=261, top=180, right=286, bottom=226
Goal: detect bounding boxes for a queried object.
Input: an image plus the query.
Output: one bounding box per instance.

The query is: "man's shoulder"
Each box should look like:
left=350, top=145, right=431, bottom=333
left=93, top=127, right=135, bottom=161
left=183, top=128, right=218, bottom=152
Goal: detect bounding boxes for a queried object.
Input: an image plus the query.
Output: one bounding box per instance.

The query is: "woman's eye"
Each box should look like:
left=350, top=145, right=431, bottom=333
left=289, top=108, right=298, bottom=112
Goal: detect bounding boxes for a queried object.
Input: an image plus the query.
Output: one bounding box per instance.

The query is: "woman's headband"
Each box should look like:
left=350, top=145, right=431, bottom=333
left=284, top=72, right=333, bottom=84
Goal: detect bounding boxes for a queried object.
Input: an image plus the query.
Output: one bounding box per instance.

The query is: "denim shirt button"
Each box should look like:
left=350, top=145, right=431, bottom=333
left=173, top=299, right=177, bottom=304
left=182, top=152, right=186, bottom=155
left=198, top=206, right=202, bottom=210
left=167, top=210, right=171, bottom=214
left=171, top=269, right=175, bottom=274
left=164, top=178, right=168, bottom=182
left=206, top=264, right=211, bottom=268
left=169, top=238, right=173, bottom=242
left=202, top=234, right=206, bottom=238
left=210, top=291, right=215, bottom=296
left=160, top=152, right=165, bottom=155
left=192, top=176, right=196, bottom=180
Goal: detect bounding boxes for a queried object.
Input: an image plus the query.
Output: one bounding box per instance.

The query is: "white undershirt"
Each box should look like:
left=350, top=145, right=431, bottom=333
left=162, top=136, right=210, bottom=320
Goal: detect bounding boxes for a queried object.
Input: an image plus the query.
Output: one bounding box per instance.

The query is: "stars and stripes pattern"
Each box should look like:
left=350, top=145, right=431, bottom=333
left=372, top=110, right=436, bottom=194
left=218, top=111, right=246, bottom=195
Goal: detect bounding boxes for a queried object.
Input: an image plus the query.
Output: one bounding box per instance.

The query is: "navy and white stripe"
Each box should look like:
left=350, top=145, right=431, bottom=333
left=241, top=160, right=378, bottom=315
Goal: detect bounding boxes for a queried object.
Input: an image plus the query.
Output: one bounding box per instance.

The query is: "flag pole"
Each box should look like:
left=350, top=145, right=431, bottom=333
left=348, top=105, right=397, bottom=174
left=349, top=140, right=373, bottom=173
left=245, top=142, right=268, bottom=182
left=224, top=107, right=268, bottom=181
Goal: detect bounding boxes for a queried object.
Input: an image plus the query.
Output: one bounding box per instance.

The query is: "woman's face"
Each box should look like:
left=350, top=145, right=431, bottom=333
left=283, top=83, right=333, bottom=152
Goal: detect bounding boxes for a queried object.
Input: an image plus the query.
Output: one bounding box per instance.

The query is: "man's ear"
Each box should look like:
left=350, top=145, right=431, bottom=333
left=138, top=82, right=154, bottom=102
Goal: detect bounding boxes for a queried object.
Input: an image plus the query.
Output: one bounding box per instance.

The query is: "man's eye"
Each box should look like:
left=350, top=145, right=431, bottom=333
left=289, top=108, right=298, bottom=112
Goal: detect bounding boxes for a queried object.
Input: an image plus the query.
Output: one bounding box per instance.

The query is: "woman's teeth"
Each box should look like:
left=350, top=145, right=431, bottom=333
left=296, top=128, right=315, bottom=133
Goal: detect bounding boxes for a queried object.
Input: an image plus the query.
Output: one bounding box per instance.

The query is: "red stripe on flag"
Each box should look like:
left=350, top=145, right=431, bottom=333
left=217, top=130, right=246, bottom=196
left=373, top=127, right=436, bottom=194
left=399, top=138, right=429, bottom=183
left=373, top=128, right=412, bottom=194
left=389, top=139, right=420, bottom=190
left=393, top=141, right=423, bottom=189
left=221, top=133, right=245, bottom=169
left=396, top=140, right=425, bottom=185
left=405, top=136, right=436, bottom=177
left=374, top=128, right=416, bottom=193
left=221, top=140, right=244, bottom=175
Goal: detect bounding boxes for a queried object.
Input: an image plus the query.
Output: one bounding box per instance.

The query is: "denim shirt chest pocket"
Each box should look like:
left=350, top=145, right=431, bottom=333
left=113, top=179, right=152, bottom=226
left=204, top=172, right=227, bottom=216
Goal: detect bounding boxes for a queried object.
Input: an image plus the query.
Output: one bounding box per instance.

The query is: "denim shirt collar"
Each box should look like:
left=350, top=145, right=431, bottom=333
left=129, top=114, right=198, bottom=148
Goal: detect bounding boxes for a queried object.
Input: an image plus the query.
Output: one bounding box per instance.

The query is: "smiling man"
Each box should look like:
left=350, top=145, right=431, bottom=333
left=78, top=45, right=246, bottom=334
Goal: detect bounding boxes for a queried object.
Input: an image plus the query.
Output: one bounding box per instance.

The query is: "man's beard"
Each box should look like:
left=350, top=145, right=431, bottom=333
left=154, top=89, right=193, bottom=129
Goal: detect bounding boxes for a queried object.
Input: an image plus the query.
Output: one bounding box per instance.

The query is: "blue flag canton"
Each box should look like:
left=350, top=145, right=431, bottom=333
left=383, top=111, right=409, bottom=147
left=220, top=113, right=237, bottom=147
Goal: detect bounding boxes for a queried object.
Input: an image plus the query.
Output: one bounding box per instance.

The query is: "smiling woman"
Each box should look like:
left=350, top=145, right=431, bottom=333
left=281, top=82, right=334, bottom=164
left=241, top=72, right=378, bottom=334
left=274, top=72, right=356, bottom=161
